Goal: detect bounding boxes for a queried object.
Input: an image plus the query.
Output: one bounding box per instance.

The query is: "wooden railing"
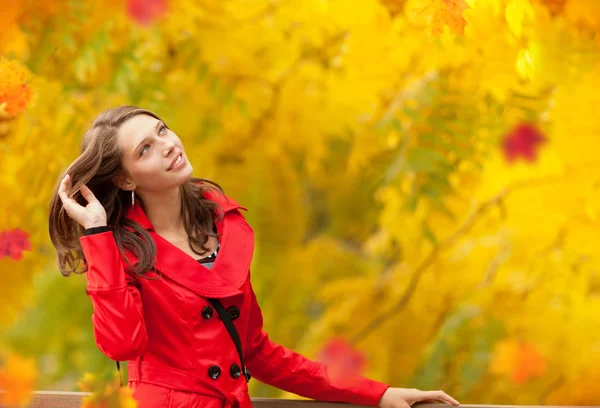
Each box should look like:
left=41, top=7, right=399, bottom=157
left=0, top=392, right=596, bottom=408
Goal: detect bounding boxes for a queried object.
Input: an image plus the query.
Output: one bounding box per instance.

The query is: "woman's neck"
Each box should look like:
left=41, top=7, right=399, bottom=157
left=139, top=186, right=184, bottom=234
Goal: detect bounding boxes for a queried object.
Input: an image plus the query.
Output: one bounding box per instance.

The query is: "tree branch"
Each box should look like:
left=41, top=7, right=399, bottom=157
left=538, top=374, right=564, bottom=405
left=216, top=31, right=349, bottom=163
left=350, top=176, right=563, bottom=344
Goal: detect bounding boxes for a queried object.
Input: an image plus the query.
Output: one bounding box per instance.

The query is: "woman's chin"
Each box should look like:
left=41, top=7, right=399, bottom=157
left=177, top=164, right=194, bottom=181
left=184, top=163, right=194, bottom=177
left=162, top=164, right=194, bottom=186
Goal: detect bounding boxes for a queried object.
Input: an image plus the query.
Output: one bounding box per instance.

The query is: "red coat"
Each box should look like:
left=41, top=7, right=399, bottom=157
left=81, top=189, right=389, bottom=408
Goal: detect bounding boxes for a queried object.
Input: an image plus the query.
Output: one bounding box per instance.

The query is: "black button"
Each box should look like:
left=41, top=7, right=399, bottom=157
left=202, top=306, right=213, bottom=319
left=208, top=365, right=221, bottom=380
left=230, top=364, right=242, bottom=379
left=227, top=306, right=240, bottom=320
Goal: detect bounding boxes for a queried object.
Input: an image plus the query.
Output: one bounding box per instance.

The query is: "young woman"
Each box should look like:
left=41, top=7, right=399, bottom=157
left=49, top=106, right=460, bottom=408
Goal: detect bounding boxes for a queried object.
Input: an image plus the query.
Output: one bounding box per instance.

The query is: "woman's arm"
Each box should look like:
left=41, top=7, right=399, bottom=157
left=81, top=229, right=148, bottom=361
left=244, top=280, right=389, bottom=406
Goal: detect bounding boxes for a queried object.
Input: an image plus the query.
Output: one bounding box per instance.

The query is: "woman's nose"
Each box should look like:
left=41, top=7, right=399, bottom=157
left=163, top=141, right=175, bottom=156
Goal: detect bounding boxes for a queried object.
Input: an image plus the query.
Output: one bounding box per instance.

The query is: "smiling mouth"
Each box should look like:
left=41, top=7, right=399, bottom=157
left=168, top=153, right=183, bottom=171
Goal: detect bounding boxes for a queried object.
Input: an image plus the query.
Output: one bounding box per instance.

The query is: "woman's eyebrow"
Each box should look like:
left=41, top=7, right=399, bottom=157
left=132, top=122, right=163, bottom=157
left=133, top=136, right=151, bottom=157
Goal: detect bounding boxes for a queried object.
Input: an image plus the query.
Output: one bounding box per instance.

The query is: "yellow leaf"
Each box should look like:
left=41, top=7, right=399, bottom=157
left=78, top=372, right=137, bottom=408
left=505, top=0, right=534, bottom=38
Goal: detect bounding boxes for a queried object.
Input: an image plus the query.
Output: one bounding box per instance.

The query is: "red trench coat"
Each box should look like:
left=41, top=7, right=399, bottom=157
left=81, top=188, right=389, bottom=408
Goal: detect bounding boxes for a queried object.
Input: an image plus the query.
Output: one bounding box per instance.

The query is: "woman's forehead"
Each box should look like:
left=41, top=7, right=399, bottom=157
left=118, top=114, right=158, bottom=148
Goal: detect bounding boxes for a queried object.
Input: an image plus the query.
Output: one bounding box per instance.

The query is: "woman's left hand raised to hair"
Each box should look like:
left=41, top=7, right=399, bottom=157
left=379, top=388, right=460, bottom=408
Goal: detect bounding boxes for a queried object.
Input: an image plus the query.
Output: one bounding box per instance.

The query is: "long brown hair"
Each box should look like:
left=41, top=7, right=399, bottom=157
left=48, top=106, right=223, bottom=277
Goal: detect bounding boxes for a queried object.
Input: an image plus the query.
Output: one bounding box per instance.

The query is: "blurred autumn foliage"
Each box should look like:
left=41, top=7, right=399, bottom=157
left=1, top=0, right=600, bottom=406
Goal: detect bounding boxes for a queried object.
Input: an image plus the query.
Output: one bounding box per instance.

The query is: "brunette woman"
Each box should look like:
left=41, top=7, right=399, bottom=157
left=49, top=106, right=460, bottom=408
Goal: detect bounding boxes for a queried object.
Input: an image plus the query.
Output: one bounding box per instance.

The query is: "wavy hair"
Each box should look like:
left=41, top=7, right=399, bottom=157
left=48, top=106, right=222, bottom=277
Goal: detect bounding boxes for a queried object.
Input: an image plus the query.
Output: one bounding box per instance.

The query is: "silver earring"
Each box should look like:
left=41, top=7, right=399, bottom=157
left=131, top=190, right=135, bottom=207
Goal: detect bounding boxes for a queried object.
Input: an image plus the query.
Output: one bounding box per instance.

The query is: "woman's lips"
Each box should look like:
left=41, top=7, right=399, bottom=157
left=168, top=153, right=185, bottom=171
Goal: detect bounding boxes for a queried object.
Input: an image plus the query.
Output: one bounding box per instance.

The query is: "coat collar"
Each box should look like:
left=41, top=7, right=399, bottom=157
left=124, top=190, right=253, bottom=299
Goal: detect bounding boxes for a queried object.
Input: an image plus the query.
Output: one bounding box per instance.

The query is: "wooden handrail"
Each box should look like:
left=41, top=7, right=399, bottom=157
left=0, top=392, right=597, bottom=408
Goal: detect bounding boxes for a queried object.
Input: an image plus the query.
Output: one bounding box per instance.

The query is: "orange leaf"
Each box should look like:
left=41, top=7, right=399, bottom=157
left=0, top=0, right=23, bottom=35
left=0, top=58, right=34, bottom=117
left=538, top=0, right=567, bottom=16
left=379, top=0, right=407, bottom=16
left=490, top=340, right=547, bottom=384
left=407, top=0, right=468, bottom=38
left=0, top=352, right=37, bottom=407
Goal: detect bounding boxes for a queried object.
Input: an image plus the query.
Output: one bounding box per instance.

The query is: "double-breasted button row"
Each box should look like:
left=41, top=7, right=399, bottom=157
left=201, top=305, right=240, bottom=320
left=207, top=364, right=243, bottom=380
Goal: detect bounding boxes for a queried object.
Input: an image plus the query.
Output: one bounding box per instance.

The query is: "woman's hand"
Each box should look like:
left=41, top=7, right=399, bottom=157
left=58, top=174, right=107, bottom=229
left=379, top=388, right=460, bottom=408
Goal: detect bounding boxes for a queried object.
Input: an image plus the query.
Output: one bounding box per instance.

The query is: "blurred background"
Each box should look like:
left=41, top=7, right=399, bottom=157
left=1, top=0, right=600, bottom=406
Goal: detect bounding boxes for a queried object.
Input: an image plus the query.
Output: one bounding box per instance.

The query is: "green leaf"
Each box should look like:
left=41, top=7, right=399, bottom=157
left=197, top=63, right=209, bottom=81
left=209, top=75, right=220, bottom=96
left=402, top=107, right=420, bottom=121
left=390, top=118, right=404, bottom=132
left=406, top=148, right=445, bottom=173
left=432, top=200, right=456, bottom=220
left=422, top=220, right=438, bottom=245
left=221, top=86, right=234, bottom=108
left=421, top=132, right=474, bottom=159
left=421, top=184, right=442, bottom=200
left=61, top=35, right=77, bottom=52
left=457, top=319, right=504, bottom=398
left=410, top=305, right=481, bottom=389
left=237, top=100, right=249, bottom=117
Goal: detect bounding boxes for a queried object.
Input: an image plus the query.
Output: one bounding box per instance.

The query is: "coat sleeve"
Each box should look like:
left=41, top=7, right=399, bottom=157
left=244, top=281, right=389, bottom=406
left=80, top=231, right=148, bottom=361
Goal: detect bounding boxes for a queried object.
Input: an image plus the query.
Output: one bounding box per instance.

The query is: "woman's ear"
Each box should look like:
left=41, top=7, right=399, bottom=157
left=112, top=174, right=135, bottom=191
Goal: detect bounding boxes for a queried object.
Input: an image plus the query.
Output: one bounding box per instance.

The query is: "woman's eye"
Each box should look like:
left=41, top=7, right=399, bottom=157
left=140, top=145, right=150, bottom=156
left=159, top=125, right=167, bottom=135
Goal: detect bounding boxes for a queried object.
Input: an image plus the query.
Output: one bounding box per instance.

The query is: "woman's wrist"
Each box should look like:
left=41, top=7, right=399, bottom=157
left=84, top=219, right=107, bottom=229
left=84, top=226, right=111, bottom=236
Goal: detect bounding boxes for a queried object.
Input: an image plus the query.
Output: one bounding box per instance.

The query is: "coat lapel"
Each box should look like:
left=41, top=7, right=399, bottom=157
left=124, top=190, right=254, bottom=299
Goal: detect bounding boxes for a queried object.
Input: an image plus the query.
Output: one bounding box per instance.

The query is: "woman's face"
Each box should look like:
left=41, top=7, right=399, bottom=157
left=116, top=114, right=193, bottom=193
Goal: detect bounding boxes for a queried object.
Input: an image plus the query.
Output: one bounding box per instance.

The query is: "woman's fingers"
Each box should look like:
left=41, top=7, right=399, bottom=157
left=422, top=391, right=460, bottom=406
left=58, top=174, right=70, bottom=201
left=57, top=174, right=107, bottom=228
left=59, top=175, right=94, bottom=206
left=80, top=183, right=98, bottom=204
left=58, top=174, right=85, bottom=217
left=58, top=175, right=78, bottom=212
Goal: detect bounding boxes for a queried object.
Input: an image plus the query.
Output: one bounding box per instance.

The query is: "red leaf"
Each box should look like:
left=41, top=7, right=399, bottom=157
left=0, top=228, right=31, bottom=260
left=127, top=0, right=167, bottom=26
left=490, top=340, right=547, bottom=385
left=502, top=123, right=547, bottom=163
left=317, top=337, right=367, bottom=386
